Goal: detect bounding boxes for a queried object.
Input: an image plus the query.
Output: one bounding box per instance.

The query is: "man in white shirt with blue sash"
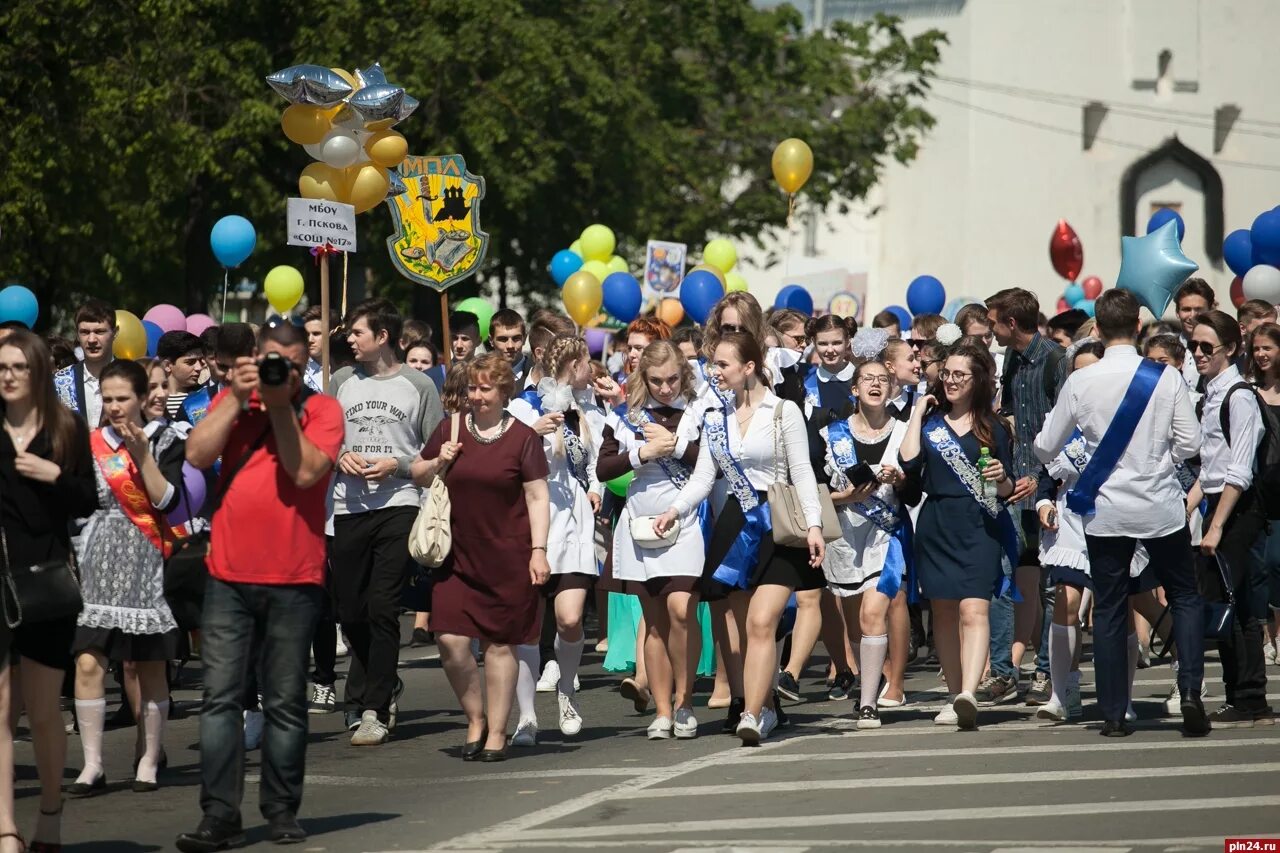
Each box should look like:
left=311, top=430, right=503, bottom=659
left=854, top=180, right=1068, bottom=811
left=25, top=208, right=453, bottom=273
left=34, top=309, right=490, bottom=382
left=1034, top=289, right=1208, bottom=737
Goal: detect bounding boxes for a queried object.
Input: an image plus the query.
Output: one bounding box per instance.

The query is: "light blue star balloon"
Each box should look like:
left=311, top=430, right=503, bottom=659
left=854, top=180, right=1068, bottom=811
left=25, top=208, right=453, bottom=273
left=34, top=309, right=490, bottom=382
left=1116, top=218, right=1198, bottom=317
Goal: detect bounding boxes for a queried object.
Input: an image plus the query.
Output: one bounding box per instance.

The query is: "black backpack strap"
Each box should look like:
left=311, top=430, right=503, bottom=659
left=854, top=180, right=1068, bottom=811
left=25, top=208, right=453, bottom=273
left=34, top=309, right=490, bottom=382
left=1218, top=382, right=1258, bottom=448
left=1043, top=346, right=1066, bottom=406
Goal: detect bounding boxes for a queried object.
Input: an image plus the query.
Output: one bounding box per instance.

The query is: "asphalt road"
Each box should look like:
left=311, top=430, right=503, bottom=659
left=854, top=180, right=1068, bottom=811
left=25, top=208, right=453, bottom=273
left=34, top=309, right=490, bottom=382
left=32, top=619, right=1280, bottom=853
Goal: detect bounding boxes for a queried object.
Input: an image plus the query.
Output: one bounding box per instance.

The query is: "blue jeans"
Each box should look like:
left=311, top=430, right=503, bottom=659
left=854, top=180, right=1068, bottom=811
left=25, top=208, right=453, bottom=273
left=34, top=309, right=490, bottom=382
left=988, top=588, right=1017, bottom=679
left=198, top=577, right=322, bottom=826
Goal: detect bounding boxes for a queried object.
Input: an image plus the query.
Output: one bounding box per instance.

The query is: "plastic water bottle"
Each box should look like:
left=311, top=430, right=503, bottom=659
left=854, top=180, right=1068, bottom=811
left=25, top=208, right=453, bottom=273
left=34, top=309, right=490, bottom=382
left=977, top=446, right=992, bottom=495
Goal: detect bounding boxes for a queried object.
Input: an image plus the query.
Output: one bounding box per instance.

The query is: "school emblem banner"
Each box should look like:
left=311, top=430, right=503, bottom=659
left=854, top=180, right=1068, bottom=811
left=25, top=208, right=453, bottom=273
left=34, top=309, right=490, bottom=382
left=385, top=154, right=489, bottom=291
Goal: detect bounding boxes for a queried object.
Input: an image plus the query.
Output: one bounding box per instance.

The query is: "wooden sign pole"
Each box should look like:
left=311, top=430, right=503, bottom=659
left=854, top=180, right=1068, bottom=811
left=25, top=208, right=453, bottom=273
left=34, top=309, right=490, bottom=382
left=439, top=291, right=451, bottom=375
left=320, top=252, right=331, bottom=389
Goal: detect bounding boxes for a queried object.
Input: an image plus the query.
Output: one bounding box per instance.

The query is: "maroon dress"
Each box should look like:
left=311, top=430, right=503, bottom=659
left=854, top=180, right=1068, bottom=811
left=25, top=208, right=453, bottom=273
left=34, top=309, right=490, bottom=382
left=423, top=416, right=549, bottom=645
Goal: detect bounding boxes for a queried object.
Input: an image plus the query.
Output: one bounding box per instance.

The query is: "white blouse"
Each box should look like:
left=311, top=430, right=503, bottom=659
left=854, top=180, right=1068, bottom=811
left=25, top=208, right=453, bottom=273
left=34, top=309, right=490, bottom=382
left=671, top=391, right=823, bottom=528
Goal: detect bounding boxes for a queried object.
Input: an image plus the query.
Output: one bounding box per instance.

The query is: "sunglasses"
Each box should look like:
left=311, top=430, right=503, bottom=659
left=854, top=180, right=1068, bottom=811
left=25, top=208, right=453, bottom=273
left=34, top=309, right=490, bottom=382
left=1187, top=341, right=1223, bottom=357
left=721, top=323, right=744, bottom=334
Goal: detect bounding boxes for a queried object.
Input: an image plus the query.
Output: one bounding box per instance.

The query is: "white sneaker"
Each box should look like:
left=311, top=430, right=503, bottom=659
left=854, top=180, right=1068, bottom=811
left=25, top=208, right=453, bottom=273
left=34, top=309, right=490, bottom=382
left=243, top=709, right=264, bottom=750
left=673, top=708, right=699, bottom=739
left=510, top=718, right=538, bottom=747
left=647, top=716, right=673, bottom=740
left=1125, top=702, right=1138, bottom=723
left=933, top=703, right=958, bottom=726
left=759, top=706, right=778, bottom=740
left=1164, top=683, right=1181, bottom=717
left=953, top=691, right=979, bottom=730
left=334, top=631, right=348, bottom=657
left=536, top=661, right=561, bottom=693
left=735, top=711, right=761, bottom=745
left=558, top=691, right=583, bottom=736
left=1264, top=642, right=1278, bottom=667
left=350, top=710, right=389, bottom=746
left=1036, top=698, right=1067, bottom=722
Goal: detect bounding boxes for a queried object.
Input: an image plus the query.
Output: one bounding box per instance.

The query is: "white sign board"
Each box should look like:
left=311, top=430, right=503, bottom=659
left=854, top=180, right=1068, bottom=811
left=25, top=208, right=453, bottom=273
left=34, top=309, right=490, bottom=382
left=286, top=198, right=357, bottom=252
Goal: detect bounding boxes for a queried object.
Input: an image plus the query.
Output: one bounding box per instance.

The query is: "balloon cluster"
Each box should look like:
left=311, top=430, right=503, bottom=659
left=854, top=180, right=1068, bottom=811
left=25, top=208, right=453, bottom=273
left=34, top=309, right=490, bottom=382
left=1224, top=206, right=1280, bottom=306
left=111, top=305, right=220, bottom=359
left=1048, top=220, right=1106, bottom=317
left=552, top=224, right=630, bottom=326
left=267, top=63, right=415, bottom=214
left=680, top=239, right=742, bottom=324
left=875, top=275, right=949, bottom=333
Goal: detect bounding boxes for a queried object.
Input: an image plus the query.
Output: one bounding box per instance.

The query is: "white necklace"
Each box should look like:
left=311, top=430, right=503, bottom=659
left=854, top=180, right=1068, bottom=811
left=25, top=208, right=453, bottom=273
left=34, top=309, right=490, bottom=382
left=3, top=420, right=36, bottom=451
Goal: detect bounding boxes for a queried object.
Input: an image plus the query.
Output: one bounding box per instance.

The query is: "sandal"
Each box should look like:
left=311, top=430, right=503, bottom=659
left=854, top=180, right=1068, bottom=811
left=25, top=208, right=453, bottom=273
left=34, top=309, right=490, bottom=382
left=29, top=807, right=60, bottom=853
left=0, top=832, right=26, bottom=853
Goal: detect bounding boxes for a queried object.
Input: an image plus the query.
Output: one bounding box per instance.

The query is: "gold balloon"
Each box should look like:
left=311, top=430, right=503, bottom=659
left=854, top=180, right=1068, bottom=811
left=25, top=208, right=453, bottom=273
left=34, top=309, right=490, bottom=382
left=281, top=104, right=331, bottom=145
left=562, top=271, right=603, bottom=326
left=655, top=298, right=684, bottom=327
left=771, top=138, right=814, bottom=194
left=345, top=164, right=391, bottom=214
left=365, top=130, right=408, bottom=168
left=298, top=162, right=346, bottom=202
left=113, top=310, right=147, bottom=360
left=331, top=68, right=359, bottom=89
left=691, top=263, right=726, bottom=288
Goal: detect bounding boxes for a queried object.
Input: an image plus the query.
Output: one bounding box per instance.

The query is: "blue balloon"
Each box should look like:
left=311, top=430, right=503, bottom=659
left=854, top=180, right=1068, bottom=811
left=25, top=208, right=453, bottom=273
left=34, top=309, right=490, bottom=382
left=209, top=215, right=256, bottom=268
left=601, top=272, right=642, bottom=322
left=1063, top=282, right=1085, bottom=306
left=1116, top=219, right=1199, bottom=318
left=549, top=249, right=584, bottom=287
left=1223, top=228, right=1254, bottom=277
left=0, top=285, right=38, bottom=328
left=1251, top=209, right=1280, bottom=268
left=1146, top=207, right=1185, bottom=243
left=774, top=284, right=814, bottom=315
left=905, top=275, right=946, bottom=315
left=680, top=270, right=725, bottom=324
left=942, top=297, right=982, bottom=323
left=1078, top=298, right=1096, bottom=318
left=884, top=305, right=912, bottom=331
left=143, top=321, right=164, bottom=358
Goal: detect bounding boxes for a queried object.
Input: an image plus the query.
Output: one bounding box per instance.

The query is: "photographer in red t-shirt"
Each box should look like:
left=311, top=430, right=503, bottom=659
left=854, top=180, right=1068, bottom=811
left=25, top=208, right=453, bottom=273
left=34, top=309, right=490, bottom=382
left=175, top=320, right=343, bottom=851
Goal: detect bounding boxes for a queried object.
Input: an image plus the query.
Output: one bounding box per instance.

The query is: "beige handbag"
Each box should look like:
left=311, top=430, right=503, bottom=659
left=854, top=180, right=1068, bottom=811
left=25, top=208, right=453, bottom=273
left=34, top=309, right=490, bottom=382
left=766, top=403, right=841, bottom=547
left=409, top=413, right=460, bottom=568
left=629, top=514, right=680, bottom=549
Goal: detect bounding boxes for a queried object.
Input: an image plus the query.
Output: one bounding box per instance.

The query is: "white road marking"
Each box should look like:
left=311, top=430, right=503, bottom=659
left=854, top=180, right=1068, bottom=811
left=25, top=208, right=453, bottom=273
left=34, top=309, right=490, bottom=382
left=245, top=767, right=645, bottom=786
left=411, top=836, right=1225, bottom=850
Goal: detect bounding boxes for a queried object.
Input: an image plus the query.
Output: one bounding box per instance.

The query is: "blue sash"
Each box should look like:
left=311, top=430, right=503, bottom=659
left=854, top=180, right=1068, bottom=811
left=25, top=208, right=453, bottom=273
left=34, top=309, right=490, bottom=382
left=1062, top=428, right=1088, bottom=474
left=704, top=407, right=767, bottom=588
left=181, top=386, right=213, bottom=425
left=1065, top=359, right=1164, bottom=516
left=628, top=404, right=711, bottom=550
left=923, top=415, right=1020, bottom=598
left=53, top=366, right=80, bottom=414
left=803, top=366, right=820, bottom=412
left=521, top=388, right=590, bottom=493
left=629, top=408, right=693, bottom=489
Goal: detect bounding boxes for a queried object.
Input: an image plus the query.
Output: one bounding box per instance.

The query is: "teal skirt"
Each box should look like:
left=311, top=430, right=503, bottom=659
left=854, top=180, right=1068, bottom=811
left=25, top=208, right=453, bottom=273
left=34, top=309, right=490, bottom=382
left=602, top=592, right=716, bottom=676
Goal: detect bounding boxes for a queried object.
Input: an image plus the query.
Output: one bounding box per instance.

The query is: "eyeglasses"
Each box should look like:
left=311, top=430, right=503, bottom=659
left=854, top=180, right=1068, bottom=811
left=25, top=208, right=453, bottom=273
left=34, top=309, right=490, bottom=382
left=919, top=358, right=942, bottom=369
left=939, top=369, right=973, bottom=383
left=0, top=363, right=30, bottom=377
left=857, top=374, right=890, bottom=386
left=1187, top=341, right=1223, bottom=357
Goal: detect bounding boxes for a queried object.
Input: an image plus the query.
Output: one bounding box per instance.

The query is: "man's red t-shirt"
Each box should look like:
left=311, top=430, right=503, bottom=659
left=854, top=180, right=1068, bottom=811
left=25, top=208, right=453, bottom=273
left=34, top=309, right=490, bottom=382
left=206, top=389, right=344, bottom=586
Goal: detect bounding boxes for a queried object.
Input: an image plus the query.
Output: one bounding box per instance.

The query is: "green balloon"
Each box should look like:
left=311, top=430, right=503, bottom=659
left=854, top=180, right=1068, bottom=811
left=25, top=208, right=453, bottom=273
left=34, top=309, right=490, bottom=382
left=606, top=470, right=634, bottom=497
left=453, top=297, right=495, bottom=342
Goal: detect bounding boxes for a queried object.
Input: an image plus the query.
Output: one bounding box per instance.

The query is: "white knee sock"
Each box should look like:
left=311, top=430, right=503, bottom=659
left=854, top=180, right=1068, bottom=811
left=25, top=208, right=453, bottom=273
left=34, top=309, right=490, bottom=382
left=858, top=635, right=888, bottom=709
left=1049, top=624, right=1074, bottom=706
left=136, top=700, right=167, bottom=784
left=74, top=698, right=106, bottom=783
left=515, top=644, right=539, bottom=724
left=1126, top=632, right=1139, bottom=717
left=555, top=634, right=585, bottom=696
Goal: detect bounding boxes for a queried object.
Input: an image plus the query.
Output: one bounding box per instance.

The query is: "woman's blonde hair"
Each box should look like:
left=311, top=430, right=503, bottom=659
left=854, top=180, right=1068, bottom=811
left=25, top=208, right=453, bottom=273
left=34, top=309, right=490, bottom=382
left=539, top=334, right=593, bottom=455
left=703, top=291, right=765, bottom=361
left=626, top=340, right=695, bottom=417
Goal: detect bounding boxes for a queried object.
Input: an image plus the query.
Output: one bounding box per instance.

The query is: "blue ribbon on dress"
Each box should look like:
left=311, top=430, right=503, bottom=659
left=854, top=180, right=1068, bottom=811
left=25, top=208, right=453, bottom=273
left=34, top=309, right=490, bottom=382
left=1065, top=359, right=1164, bottom=516
left=803, top=365, right=820, bottom=412
left=521, top=387, right=590, bottom=493
left=705, top=406, right=765, bottom=588
left=923, top=414, right=1020, bottom=600
left=53, top=366, right=80, bottom=414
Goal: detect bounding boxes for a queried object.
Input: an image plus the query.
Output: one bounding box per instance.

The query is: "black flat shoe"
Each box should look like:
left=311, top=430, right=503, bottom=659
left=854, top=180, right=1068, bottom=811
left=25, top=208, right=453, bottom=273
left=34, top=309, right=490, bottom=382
left=132, top=779, right=158, bottom=793
left=478, top=747, right=507, bottom=762
left=1181, top=693, right=1211, bottom=737
left=1100, top=719, right=1133, bottom=738
left=267, top=813, right=306, bottom=845
left=65, top=773, right=107, bottom=798
left=175, top=818, right=245, bottom=853
left=461, top=726, right=488, bottom=761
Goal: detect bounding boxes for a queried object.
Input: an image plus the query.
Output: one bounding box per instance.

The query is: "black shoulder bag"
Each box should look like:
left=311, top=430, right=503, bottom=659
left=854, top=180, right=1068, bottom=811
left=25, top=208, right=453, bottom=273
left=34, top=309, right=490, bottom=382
left=0, top=526, right=84, bottom=629
left=163, top=425, right=270, bottom=632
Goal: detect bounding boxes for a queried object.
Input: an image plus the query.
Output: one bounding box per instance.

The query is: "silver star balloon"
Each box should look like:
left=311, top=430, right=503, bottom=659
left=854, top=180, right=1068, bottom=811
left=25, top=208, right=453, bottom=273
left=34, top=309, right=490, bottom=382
left=356, top=63, right=389, bottom=89
left=265, top=64, right=354, bottom=107
left=347, top=84, right=407, bottom=125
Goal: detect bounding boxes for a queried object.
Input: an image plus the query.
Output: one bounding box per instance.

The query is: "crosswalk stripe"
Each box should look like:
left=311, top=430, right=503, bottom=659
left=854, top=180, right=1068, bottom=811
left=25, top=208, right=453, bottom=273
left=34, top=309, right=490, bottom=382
left=430, top=835, right=1232, bottom=850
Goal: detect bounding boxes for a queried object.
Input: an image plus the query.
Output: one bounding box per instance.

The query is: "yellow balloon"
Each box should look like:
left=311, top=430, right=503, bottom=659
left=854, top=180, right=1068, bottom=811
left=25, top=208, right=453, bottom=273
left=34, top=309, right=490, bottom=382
left=771, top=138, right=814, bottom=194
left=581, top=259, right=611, bottom=283
left=725, top=271, right=749, bottom=293
left=655, top=298, right=684, bottom=327
left=365, top=130, right=408, bottom=168
left=331, top=68, right=359, bottom=89
left=281, top=105, right=332, bottom=145
left=562, top=271, right=603, bottom=326
left=298, top=162, right=346, bottom=202
left=345, top=164, right=391, bottom=214
left=704, top=238, right=737, bottom=274
left=691, top=263, right=726, bottom=288
left=569, top=239, right=583, bottom=257
left=607, top=255, right=628, bottom=275
left=264, top=266, right=305, bottom=315
left=112, top=310, right=147, bottom=360
left=579, top=224, right=615, bottom=262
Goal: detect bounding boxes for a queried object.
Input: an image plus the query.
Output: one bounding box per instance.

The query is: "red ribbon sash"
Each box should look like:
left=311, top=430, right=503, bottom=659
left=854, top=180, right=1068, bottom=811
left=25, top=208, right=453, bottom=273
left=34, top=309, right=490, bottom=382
left=89, top=429, right=185, bottom=558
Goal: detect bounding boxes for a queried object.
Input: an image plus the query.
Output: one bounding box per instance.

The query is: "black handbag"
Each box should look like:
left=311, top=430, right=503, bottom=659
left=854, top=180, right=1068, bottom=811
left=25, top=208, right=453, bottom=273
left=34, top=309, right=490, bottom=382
left=1148, top=552, right=1235, bottom=659
left=163, top=426, right=270, bottom=632
left=0, top=527, right=84, bottom=629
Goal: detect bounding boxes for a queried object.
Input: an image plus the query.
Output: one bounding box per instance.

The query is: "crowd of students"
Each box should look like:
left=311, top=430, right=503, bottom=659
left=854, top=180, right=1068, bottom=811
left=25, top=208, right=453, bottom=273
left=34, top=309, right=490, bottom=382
left=0, top=277, right=1275, bottom=851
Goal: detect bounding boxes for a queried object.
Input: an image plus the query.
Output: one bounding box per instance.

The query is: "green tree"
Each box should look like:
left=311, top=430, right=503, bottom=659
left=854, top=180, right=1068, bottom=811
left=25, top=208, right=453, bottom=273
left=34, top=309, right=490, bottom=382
left=0, top=0, right=943, bottom=328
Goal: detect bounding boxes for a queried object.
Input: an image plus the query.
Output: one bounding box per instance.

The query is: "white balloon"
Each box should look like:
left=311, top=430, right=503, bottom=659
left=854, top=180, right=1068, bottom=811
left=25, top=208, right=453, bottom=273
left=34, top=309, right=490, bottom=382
left=320, top=130, right=361, bottom=169
left=1242, top=264, right=1280, bottom=304
left=303, top=141, right=325, bottom=160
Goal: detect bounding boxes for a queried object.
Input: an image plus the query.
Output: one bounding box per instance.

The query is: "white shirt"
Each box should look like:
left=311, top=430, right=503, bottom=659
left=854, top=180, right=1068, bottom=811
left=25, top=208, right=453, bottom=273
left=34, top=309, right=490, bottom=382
left=1197, top=364, right=1264, bottom=494
left=1034, top=345, right=1200, bottom=538
left=82, top=368, right=103, bottom=429
left=672, top=391, right=823, bottom=528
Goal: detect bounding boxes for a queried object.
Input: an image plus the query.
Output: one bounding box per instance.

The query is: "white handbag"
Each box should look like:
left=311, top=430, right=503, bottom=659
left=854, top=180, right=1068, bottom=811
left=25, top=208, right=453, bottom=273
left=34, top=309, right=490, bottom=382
left=409, top=413, right=460, bottom=568
left=629, top=515, right=680, bottom=549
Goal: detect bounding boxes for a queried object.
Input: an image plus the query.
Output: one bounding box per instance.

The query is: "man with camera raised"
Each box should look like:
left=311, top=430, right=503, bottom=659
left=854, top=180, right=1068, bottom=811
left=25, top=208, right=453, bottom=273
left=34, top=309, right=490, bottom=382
left=176, top=320, right=344, bottom=852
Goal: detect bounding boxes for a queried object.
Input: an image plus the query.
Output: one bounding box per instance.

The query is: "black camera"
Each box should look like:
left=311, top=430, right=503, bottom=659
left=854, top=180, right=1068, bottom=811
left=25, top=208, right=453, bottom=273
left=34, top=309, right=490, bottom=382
left=258, top=352, right=292, bottom=387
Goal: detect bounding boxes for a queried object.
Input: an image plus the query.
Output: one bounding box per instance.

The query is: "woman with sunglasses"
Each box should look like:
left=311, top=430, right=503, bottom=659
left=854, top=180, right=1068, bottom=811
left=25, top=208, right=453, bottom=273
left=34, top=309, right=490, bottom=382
left=899, top=341, right=1016, bottom=730
left=1248, top=323, right=1280, bottom=668
left=1186, top=310, right=1271, bottom=727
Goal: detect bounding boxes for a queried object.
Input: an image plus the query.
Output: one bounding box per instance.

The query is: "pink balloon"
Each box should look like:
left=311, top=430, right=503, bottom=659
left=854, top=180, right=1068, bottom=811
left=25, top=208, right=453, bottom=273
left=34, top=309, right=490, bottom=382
left=186, top=313, right=216, bottom=336
left=1056, top=297, right=1069, bottom=314
left=144, top=304, right=186, bottom=333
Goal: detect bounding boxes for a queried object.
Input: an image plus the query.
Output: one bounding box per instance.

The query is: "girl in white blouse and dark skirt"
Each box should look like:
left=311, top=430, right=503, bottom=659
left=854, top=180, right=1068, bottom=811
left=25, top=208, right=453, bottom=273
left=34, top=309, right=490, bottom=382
left=653, top=333, right=826, bottom=745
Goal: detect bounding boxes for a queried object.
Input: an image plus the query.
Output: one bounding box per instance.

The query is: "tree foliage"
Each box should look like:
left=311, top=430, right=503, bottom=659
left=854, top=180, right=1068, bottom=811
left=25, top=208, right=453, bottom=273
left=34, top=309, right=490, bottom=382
left=0, top=0, right=943, bottom=327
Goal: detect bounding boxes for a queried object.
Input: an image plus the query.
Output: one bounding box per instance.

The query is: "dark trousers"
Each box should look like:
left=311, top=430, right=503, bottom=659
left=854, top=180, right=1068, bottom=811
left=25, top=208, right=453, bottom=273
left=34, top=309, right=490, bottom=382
left=310, top=539, right=337, bottom=688
left=331, top=506, right=417, bottom=722
left=1203, top=493, right=1270, bottom=712
left=198, top=577, right=321, bottom=826
left=1086, top=526, right=1204, bottom=722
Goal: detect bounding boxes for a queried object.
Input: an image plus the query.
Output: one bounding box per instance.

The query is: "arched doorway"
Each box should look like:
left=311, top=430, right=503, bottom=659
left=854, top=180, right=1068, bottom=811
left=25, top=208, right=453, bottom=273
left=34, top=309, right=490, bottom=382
left=1119, top=136, right=1223, bottom=263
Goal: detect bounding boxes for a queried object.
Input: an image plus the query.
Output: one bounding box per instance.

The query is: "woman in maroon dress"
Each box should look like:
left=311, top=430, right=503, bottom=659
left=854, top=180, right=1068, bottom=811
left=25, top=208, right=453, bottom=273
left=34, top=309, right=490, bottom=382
left=414, top=354, right=551, bottom=761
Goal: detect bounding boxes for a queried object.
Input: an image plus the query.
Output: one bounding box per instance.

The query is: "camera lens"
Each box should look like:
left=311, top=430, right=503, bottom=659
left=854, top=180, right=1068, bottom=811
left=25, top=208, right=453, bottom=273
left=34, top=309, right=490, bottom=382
left=258, top=353, right=291, bottom=387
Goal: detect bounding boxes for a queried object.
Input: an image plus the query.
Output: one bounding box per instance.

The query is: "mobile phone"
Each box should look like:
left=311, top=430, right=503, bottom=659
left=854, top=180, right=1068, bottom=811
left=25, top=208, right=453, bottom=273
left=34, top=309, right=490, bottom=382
left=1047, top=508, right=1058, bottom=527
left=844, top=462, right=877, bottom=487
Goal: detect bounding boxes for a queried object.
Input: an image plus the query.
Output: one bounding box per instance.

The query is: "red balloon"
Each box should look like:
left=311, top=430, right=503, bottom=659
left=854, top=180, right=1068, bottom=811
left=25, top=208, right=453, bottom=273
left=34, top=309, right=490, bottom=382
left=1081, top=275, right=1103, bottom=300
left=1049, top=219, right=1084, bottom=282
left=1230, top=275, right=1245, bottom=308
left=1056, top=297, right=1070, bottom=313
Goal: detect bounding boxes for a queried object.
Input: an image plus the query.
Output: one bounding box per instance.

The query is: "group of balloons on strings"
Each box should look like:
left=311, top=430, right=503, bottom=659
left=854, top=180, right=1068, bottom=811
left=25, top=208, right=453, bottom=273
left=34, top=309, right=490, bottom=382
left=1047, top=219, right=1103, bottom=318
left=1223, top=206, right=1280, bottom=307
